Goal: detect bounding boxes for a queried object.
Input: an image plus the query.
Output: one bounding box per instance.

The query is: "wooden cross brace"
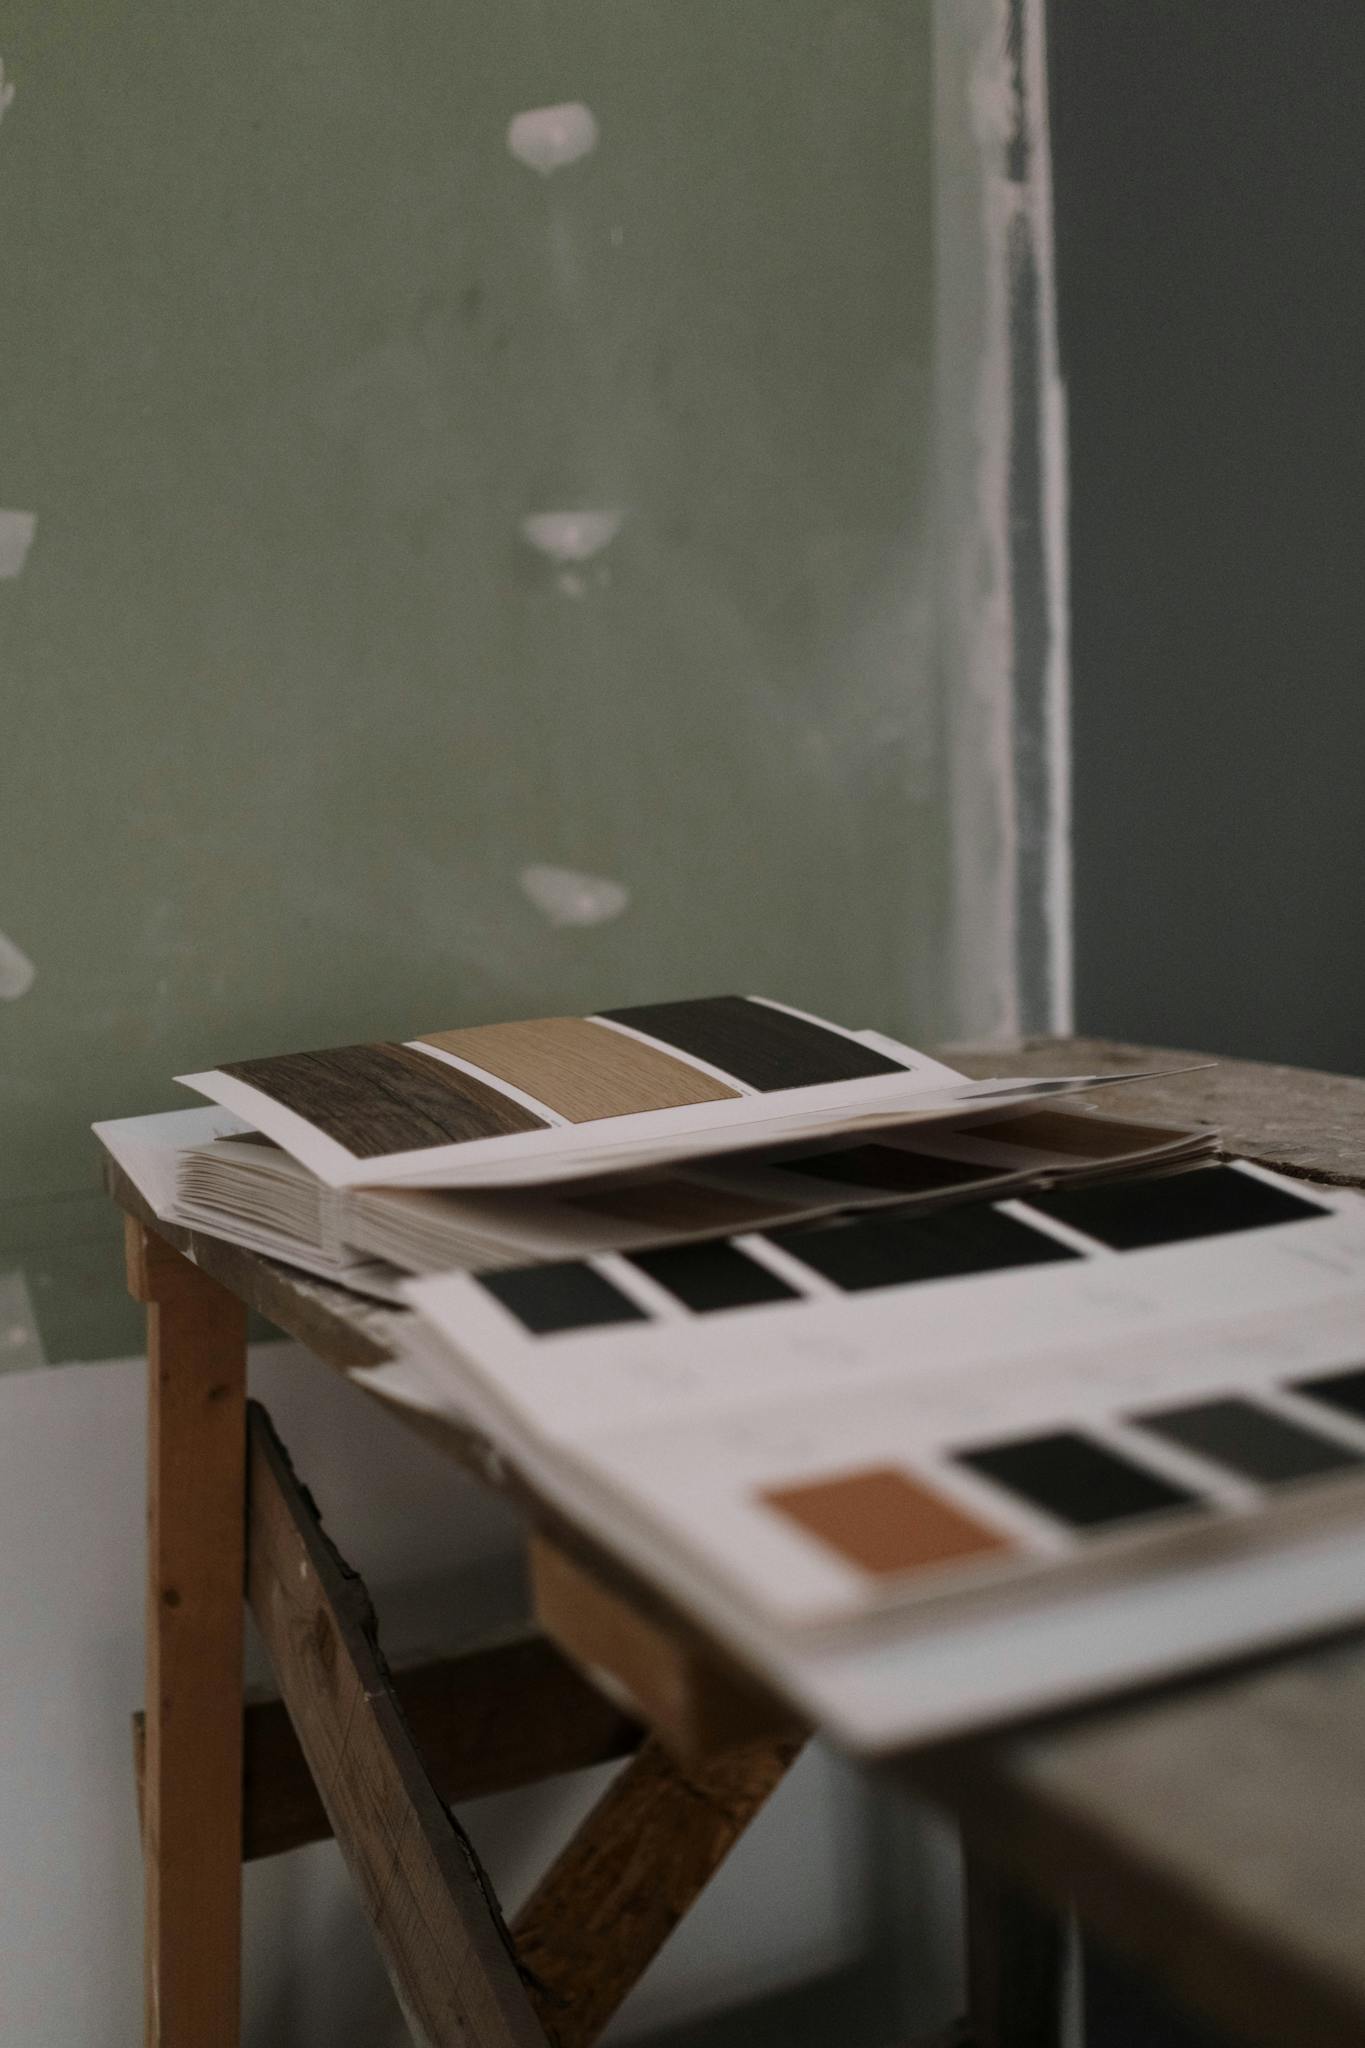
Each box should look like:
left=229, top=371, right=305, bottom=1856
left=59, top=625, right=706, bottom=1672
left=127, top=1220, right=805, bottom=2048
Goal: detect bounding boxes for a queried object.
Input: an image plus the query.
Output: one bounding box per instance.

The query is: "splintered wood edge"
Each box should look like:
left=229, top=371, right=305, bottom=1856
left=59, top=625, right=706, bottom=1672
left=245, top=1403, right=546, bottom=2047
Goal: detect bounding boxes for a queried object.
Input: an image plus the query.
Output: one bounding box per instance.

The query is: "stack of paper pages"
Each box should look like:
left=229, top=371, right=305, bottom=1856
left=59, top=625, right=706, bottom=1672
left=97, top=993, right=1205, bottom=1294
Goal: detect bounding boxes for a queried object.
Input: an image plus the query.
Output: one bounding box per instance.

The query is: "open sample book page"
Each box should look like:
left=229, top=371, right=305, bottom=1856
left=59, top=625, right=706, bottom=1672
left=398, top=1162, right=1365, bottom=1750
left=174, top=993, right=1191, bottom=1191
left=96, top=993, right=1210, bottom=1287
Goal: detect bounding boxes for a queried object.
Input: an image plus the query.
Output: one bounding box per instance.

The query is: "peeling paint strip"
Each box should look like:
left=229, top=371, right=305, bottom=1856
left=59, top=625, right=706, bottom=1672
left=0, top=929, right=35, bottom=1000
left=0, top=510, right=36, bottom=578
left=1022, top=0, right=1073, bottom=1035
left=931, top=0, right=1070, bottom=1042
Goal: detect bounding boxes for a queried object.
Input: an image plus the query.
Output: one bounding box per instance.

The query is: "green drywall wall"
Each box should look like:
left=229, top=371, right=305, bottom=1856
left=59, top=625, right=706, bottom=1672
left=0, top=1, right=946, bottom=1362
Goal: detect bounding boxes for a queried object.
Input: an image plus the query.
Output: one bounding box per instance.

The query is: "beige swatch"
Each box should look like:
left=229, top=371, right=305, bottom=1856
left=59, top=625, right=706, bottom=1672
left=420, top=1016, right=739, bottom=1122
left=761, top=1467, right=1012, bottom=1578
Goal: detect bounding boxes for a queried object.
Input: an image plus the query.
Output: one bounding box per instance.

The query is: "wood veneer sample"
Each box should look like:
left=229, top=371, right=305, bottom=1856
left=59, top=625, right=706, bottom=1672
left=1134, top=1398, right=1363, bottom=1486
left=768, top=1204, right=1078, bottom=1293
left=626, top=1241, right=799, bottom=1313
left=420, top=1017, right=738, bottom=1121
left=1025, top=1165, right=1327, bottom=1250
left=600, top=995, right=910, bottom=1091
left=477, top=1261, right=650, bottom=1335
left=1295, top=1365, right=1365, bottom=1424
left=762, top=1466, right=1011, bottom=1577
left=957, top=1431, right=1200, bottom=1531
left=223, top=1042, right=547, bottom=1157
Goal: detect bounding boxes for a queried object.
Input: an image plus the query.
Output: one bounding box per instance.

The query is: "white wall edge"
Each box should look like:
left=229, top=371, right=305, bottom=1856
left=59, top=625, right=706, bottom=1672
left=933, top=0, right=1072, bottom=1044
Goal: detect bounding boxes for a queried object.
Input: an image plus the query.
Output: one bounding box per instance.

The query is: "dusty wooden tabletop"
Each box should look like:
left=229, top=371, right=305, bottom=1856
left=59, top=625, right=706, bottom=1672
left=104, top=1037, right=1365, bottom=2048
left=916, top=1038, right=1365, bottom=2048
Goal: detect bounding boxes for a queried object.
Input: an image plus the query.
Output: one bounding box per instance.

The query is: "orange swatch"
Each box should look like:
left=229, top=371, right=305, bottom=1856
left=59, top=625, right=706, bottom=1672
left=761, top=1466, right=1012, bottom=1578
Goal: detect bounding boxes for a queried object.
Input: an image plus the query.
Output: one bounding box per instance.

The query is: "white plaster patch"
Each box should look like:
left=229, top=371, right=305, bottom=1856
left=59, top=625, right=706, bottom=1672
left=0, top=930, right=35, bottom=1000
left=0, top=58, right=15, bottom=128
left=506, top=102, right=599, bottom=176
left=0, top=510, right=36, bottom=579
left=519, top=865, right=630, bottom=929
left=520, top=508, right=623, bottom=564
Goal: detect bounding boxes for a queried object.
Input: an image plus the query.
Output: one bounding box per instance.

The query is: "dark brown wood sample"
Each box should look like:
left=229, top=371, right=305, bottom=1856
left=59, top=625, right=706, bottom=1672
left=600, top=995, right=911, bottom=1090
left=223, top=1041, right=548, bottom=1156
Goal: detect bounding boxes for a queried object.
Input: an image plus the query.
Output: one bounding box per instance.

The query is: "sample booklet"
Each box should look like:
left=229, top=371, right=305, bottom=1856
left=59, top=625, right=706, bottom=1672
left=97, top=992, right=1206, bottom=1292
left=397, top=1162, right=1365, bottom=1751
left=95, top=1093, right=1210, bottom=1296
left=175, top=993, right=1187, bottom=1191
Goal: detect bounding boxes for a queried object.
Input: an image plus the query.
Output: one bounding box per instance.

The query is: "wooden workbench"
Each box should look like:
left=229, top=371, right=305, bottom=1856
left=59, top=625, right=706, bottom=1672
left=105, top=1039, right=1365, bottom=2048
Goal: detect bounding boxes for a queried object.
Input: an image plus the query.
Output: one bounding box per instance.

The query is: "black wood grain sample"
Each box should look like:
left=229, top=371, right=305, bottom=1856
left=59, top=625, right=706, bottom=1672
left=1023, top=1165, right=1326, bottom=1250
left=1132, top=1397, right=1362, bottom=1486
left=1292, top=1365, right=1365, bottom=1425
left=956, top=1430, right=1203, bottom=1531
left=598, top=996, right=910, bottom=1090
left=224, top=1043, right=548, bottom=1157
left=477, top=1261, right=650, bottom=1336
left=767, top=1203, right=1079, bottom=1293
left=625, top=1242, right=799, bottom=1314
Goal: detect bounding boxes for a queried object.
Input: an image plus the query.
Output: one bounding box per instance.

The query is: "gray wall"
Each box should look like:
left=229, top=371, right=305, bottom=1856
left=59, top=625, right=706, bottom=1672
left=0, top=0, right=949, bottom=1366
left=1050, top=1, right=1365, bottom=1077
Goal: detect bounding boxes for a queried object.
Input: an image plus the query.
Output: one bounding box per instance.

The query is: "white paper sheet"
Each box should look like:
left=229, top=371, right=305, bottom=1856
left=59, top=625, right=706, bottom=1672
left=396, top=1168, right=1365, bottom=1746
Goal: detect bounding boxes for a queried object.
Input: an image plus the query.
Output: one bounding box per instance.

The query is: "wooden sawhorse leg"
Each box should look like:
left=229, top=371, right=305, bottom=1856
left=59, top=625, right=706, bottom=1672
left=124, top=1223, right=1069, bottom=2048
left=126, top=1220, right=249, bottom=2048
left=244, top=1399, right=800, bottom=2046
left=514, top=1733, right=802, bottom=2047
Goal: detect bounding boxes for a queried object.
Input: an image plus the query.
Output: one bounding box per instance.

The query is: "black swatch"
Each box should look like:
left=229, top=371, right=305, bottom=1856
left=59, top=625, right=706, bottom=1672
left=956, top=1429, right=1202, bottom=1531
left=599, top=995, right=909, bottom=1091
left=477, top=1261, right=649, bottom=1336
left=1291, top=1364, right=1365, bottom=1425
left=1023, top=1166, right=1326, bottom=1251
left=626, top=1242, right=799, bottom=1314
left=1133, top=1397, right=1362, bottom=1486
left=778, top=1146, right=991, bottom=1194
left=225, top=1042, right=548, bottom=1157
left=768, top=1204, right=1079, bottom=1294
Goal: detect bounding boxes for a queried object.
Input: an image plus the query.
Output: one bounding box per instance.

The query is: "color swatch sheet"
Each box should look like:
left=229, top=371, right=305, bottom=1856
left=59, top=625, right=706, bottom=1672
left=180, top=993, right=1181, bottom=1191
left=401, top=1164, right=1365, bottom=1744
